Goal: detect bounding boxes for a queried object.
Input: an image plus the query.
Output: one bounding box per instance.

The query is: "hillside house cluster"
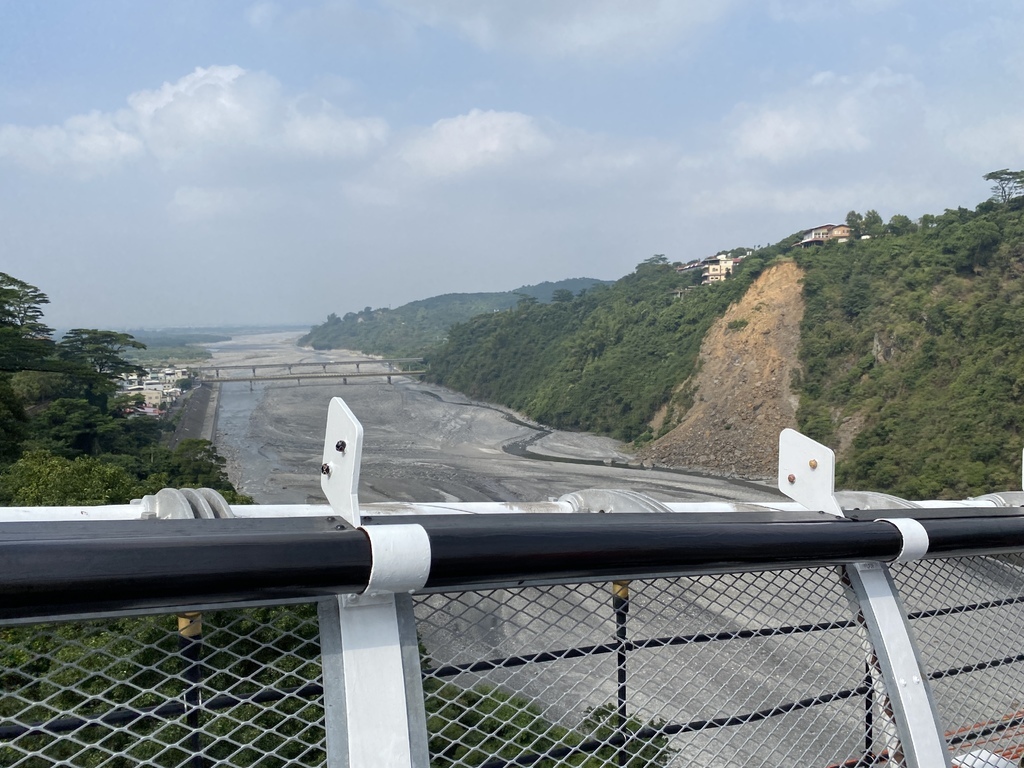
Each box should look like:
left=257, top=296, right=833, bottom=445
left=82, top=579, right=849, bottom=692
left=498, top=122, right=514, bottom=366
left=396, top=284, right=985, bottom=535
left=675, top=252, right=748, bottom=286
left=798, top=223, right=852, bottom=246
left=118, top=367, right=191, bottom=415
left=672, top=220, right=865, bottom=295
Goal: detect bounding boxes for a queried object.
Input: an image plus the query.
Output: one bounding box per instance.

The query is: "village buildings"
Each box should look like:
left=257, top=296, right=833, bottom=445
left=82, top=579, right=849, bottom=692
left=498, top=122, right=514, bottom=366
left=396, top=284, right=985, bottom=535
left=118, top=366, right=192, bottom=415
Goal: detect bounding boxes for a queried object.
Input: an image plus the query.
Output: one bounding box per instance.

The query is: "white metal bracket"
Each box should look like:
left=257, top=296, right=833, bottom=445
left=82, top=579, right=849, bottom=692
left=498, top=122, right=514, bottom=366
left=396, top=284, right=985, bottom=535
left=321, top=397, right=364, bottom=527
left=875, top=518, right=929, bottom=562
left=777, top=428, right=844, bottom=517
left=359, top=524, right=431, bottom=599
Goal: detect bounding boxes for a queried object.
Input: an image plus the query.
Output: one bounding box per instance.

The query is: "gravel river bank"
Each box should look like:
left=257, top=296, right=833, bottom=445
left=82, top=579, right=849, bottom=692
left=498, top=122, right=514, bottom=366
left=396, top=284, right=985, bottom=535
left=205, top=332, right=785, bottom=506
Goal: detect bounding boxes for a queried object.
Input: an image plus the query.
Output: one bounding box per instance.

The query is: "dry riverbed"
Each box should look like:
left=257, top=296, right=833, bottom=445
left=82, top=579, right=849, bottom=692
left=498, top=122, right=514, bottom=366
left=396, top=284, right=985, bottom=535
left=205, top=332, right=784, bottom=506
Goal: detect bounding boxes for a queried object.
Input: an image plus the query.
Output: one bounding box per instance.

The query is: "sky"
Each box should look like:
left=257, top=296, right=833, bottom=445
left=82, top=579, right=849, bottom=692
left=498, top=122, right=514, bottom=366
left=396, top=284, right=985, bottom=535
left=2, top=1, right=1024, bottom=331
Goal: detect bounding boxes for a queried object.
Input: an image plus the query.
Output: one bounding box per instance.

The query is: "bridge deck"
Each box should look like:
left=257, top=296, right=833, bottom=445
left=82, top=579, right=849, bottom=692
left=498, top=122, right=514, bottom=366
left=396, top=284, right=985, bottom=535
left=202, top=370, right=427, bottom=383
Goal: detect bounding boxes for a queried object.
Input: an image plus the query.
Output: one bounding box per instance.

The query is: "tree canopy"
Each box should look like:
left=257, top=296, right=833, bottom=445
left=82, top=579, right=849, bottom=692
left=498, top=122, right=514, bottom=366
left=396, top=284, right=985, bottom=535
left=0, top=272, right=250, bottom=505
left=984, top=168, right=1024, bottom=204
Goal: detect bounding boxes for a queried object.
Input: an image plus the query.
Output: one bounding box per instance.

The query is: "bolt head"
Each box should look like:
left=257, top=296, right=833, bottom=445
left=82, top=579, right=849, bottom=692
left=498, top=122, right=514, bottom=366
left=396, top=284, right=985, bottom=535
left=320, top=463, right=331, bottom=476
left=787, top=473, right=796, bottom=484
left=335, top=440, right=347, bottom=454
left=808, top=459, right=818, bottom=470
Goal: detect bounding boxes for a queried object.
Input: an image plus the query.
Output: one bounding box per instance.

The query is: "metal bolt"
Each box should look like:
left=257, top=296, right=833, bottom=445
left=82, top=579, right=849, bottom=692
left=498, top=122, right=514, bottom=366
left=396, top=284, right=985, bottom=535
left=326, top=517, right=335, bottom=522
left=321, top=463, right=331, bottom=476
left=808, top=459, right=818, bottom=470
left=335, top=440, right=347, bottom=454
left=787, top=474, right=796, bottom=484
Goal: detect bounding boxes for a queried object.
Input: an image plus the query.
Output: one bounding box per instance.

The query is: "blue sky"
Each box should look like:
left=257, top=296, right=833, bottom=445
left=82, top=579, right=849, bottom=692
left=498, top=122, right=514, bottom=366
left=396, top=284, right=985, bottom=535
left=2, top=1, right=1023, bottom=330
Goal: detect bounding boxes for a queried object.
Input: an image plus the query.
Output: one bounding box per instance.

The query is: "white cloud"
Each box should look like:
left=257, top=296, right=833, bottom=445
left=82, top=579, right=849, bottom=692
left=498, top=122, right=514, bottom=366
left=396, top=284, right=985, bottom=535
left=283, top=106, right=388, bottom=158
left=731, top=69, right=921, bottom=163
left=398, top=109, right=552, bottom=178
left=0, top=110, right=142, bottom=174
left=0, top=65, right=388, bottom=175
left=383, top=0, right=736, bottom=59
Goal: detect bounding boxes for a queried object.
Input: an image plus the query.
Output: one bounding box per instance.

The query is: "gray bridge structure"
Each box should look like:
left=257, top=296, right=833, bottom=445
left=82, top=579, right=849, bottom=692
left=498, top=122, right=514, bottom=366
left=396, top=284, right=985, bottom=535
left=194, top=358, right=426, bottom=385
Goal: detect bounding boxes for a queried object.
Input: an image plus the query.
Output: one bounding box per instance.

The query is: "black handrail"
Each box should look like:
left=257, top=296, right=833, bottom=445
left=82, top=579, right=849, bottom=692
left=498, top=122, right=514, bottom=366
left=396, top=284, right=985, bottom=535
left=2, top=510, right=1024, bottom=622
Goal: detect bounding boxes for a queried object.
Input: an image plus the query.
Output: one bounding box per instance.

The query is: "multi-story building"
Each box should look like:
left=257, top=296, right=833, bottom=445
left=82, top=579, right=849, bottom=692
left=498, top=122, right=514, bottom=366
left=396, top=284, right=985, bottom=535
left=799, top=223, right=852, bottom=246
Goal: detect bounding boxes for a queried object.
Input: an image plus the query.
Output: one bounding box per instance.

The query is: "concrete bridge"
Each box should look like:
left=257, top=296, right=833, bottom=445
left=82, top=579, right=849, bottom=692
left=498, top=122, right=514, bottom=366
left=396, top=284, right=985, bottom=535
left=195, top=357, right=424, bottom=380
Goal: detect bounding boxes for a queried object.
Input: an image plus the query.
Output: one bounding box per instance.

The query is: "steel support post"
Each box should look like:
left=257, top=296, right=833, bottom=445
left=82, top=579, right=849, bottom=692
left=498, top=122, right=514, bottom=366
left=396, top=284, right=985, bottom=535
left=318, top=590, right=428, bottom=768
left=779, top=429, right=950, bottom=768
left=318, top=396, right=430, bottom=768
left=844, top=562, right=949, bottom=767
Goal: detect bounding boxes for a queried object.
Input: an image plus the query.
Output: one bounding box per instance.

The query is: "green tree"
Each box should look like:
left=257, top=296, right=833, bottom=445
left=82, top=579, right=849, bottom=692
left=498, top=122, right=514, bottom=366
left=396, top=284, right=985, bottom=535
left=57, top=329, right=146, bottom=379
left=862, top=209, right=885, bottom=237
left=28, top=398, right=112, bottom=456
left=0, top=272, right=52, bottom=339
left=984, top=168, right=1024, bottom=203
left=886, top=214, right=917, bottom=236
left=845, top=210, right=864, bottom=237
left=56, top=329, right=147, bottom=408
left=0, top=274, right=55, bottom=375
left=0, top=376, right=26, bottom=464
left=0, top=450, right=143, bottom=505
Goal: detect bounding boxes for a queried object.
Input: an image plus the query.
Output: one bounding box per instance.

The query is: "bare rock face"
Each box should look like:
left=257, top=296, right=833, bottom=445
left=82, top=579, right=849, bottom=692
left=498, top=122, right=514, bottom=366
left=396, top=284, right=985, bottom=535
left=640, top=261, right=805, bottom=478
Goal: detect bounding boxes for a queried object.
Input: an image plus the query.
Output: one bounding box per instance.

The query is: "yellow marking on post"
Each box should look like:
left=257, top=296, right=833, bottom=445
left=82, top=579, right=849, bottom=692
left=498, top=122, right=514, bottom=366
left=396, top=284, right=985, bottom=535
left=177, top=612, right=203, bottom=638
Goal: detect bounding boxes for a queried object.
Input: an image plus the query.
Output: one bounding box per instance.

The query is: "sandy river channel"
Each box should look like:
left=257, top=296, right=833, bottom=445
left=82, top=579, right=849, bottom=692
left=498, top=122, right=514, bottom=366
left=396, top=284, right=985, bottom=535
left=205, top=331, right=784, bottom=507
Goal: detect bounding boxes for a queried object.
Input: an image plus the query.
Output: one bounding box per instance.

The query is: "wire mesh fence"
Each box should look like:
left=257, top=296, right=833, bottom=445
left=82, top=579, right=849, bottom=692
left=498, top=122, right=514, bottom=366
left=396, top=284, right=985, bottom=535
left=0, top=605, right=326, bottom=768
left=891, top=554, right=1024, bottom=765
left=414, top=568, right=904, bottom=767
left=5, top=557, right=1024, bottom=767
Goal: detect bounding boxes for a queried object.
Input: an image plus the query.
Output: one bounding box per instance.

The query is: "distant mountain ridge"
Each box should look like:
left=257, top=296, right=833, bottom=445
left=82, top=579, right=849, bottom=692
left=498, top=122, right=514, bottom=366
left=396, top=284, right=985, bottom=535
left=298, top=277, right=612, bottom=356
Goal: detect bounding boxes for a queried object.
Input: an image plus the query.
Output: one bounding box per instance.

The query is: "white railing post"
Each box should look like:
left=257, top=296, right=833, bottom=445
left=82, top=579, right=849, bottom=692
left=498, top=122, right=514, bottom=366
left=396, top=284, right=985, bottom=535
left=778, top=429, right=951, bottom=767
left=318, top=397, right=431, bottom=768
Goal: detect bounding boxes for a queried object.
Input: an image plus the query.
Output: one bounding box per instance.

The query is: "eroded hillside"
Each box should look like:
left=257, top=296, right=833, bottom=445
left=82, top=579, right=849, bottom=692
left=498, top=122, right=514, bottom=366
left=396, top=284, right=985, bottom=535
left=641, top=261, right=805, bottom=478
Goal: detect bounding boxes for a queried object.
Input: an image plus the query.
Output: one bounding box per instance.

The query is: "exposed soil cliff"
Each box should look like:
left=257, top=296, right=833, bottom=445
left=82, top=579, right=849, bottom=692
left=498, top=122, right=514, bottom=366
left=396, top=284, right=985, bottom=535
left=640, top=261, right=805, bottom=478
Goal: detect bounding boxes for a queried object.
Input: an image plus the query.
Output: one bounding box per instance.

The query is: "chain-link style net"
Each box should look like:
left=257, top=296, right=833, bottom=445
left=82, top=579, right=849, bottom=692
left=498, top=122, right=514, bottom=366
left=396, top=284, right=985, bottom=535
left=416, top=568, right=904, bottom=768
left=0, top=605, right=325, bottom=768
left=891, top=555, right=1024, bottom=765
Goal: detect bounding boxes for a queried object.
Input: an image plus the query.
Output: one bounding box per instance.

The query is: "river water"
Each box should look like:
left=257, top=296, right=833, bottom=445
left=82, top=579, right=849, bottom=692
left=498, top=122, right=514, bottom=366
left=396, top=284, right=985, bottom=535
left=207, top=332, right=783, bottom=506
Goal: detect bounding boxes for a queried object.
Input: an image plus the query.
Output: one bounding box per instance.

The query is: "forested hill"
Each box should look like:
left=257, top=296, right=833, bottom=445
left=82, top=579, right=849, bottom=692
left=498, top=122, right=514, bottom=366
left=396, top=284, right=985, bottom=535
left=793, top=197, right=1024, bottom=498
left=428, top=253, right=771, bottom=442
left=299, top=277, right=610, bottom=356
left=428, top=189, right=1024, bottom=500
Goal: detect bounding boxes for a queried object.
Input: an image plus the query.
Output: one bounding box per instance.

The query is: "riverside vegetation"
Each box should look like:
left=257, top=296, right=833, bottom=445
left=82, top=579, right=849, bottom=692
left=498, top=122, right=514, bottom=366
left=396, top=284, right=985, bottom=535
left=306, top=172, right=1024, bottom=500
left=0, top=274, right=249, bottom=505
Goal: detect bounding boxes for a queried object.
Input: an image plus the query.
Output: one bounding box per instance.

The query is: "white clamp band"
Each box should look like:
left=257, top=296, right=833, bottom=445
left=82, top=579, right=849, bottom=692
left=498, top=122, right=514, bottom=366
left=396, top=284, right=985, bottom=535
left=875, top=517, right=930, bottom=562
left=361, top=524, right=432, bottom=595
